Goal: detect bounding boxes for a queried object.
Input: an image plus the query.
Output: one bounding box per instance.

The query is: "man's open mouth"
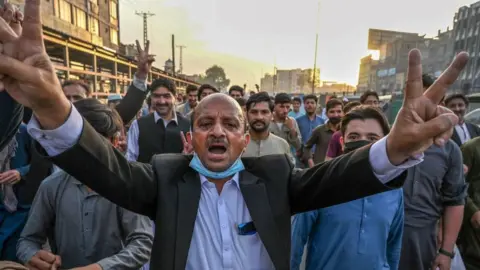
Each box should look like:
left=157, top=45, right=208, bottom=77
left=208, top=145, right=227, bottom=154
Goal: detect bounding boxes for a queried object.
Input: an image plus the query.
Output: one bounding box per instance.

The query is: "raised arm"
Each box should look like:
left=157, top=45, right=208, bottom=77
left=28, top=107, right=158, bottom=218
left=289, top=136, right=418, bottom=213
left=115, top=40, right=155, bottom=124
left=290, top=49, right=468, bottom=213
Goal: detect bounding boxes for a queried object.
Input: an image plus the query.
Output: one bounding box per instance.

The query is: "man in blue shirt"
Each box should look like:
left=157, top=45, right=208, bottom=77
left=291, top=105, right=404, bottom=270
left=296, top=95, right=325, bottom=168
left=288, top=97, right=305, bottom=119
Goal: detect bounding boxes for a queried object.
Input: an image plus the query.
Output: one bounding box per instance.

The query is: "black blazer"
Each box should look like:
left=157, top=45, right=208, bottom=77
left=0, top=91, right=23, bottom=152
left=451, top=122, right=480, bottom=147
left=41, top=119, right=406, bottom=270
left=22, top=83, right=148, bottom=204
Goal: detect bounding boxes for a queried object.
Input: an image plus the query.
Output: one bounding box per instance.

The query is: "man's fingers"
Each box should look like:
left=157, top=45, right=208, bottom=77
left=23, top=0, right=43, bottom=41
left=0, top=16, right=18, bottom=42
left=420, top=113, right=458, bottom=146
left=54, top=255, right=61, bottom=267
left=0, top=54, right=39, bottom=83
left=180, top=131, right=187, bottom=144
left=29, top=256, right=52, bottom=270
left=425, top=52, right=469, bottom=104
left=145, top=40, right=150, bottom=53
left=404, top=49, right=424, bottom=101
left=135, top=39, right=142, bottom=52
left=3, top=2, right=15, bottom=24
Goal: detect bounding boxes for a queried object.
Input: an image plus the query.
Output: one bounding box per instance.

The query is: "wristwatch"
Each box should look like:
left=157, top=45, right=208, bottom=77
left=438, top=248, right=455, bottom=259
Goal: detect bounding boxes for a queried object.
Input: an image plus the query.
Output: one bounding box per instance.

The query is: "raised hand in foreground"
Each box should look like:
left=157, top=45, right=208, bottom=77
left=386, top=49, right=468, bottom=165
left=0, top=0, right=70, bottom=130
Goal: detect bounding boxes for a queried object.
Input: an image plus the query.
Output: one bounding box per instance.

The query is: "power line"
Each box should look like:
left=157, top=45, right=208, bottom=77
left=135, top=11, right=155, bottom=48
left=176, top=45, right=186, bottom=74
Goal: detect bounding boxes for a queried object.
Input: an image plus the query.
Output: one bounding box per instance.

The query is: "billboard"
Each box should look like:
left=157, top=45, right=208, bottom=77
left=368, top=29, right=418, bottom=50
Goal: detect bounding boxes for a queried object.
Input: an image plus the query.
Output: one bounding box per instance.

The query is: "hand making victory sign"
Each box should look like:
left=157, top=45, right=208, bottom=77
left=134, top=39, right=155, bottom=80
left=386, top=49, right=469, bottom=165
left=0, top=0, right=470, bottom=166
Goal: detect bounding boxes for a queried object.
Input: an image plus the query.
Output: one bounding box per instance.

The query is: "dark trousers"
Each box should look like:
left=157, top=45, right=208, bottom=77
left=399, top=222, right=438, bottom=270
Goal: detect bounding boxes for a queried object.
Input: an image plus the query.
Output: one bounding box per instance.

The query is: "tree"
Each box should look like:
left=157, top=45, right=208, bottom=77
left=201, top=65, right=230, bottom=90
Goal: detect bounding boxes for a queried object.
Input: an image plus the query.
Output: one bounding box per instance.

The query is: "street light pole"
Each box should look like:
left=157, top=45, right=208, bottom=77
left=312, top=0, right=320, bottom=94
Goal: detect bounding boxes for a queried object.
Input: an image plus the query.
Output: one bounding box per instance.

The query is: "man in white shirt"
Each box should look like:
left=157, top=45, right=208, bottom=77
left=444, top=93, right=480, bottom=146
left=0, top=1, right=467, bottom=269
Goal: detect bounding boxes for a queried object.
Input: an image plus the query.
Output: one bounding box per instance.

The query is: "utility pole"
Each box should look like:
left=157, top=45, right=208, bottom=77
left=312, top=0, right=320, bottom=94
left=171, top=35, right=176, bottom=76
left=135, top=11, right=155, bottom=48
left=176, top=45, right=186, bottom=74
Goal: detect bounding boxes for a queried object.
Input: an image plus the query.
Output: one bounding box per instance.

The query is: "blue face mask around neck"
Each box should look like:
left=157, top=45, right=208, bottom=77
left=189, top=154, right=245, bottom=179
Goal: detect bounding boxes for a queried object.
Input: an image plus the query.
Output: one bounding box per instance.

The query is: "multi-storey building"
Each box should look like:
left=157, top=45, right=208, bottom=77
left=267, top=68, right=320, bottom=94
left=357, top=55, right=378, bottom=93
left=453, top=1, right=480, bottom=93
left=10, top=0, right=198, bottom=97
left=260, top=74, right=274, bottom=93
left=365, top=27, right=453, bottom=94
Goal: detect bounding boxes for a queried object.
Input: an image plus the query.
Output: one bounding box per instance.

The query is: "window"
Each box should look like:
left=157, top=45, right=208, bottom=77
left=75, top=8, right=87, bottom=29
left=110, top=0, right=117, bottom=19
left=110, top=28, right=118, bottom=45
left=89, top=16, right=99, bottom=35
left=57, top=0, right=72, bottom=23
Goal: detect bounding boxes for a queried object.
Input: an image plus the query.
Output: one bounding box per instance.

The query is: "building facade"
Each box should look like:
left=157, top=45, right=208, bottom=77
left=357, top=55, right=378, bottom=93
left=453, top=1, right=480, bottom=93
left=363, top=27, right=453, bottom=95
left=10, top=0, right=198, bottom=97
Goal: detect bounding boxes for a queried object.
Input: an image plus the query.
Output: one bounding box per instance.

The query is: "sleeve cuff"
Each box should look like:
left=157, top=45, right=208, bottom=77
left=370, top=136, right=424, bottom=184
left=18, top=246, right=40, bottom=264
left=27, top=106, right=84, bottom=157
left=133, top=75, right=148, bottom=92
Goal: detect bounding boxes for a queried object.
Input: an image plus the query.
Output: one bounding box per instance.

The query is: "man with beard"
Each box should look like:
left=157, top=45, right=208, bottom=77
left=176, top=85, right=198, bottom=116
left=126, top=78, right=190, bottom=162
left=296, top=95, right=324, bottom=167
left=445, top=93, right=480, bottom=147
left=0, top=2, right=468, bottom=267
left=269, top=93, right=302, bottom=150
left=243, top=92, right=294, bottom=164
left=303, top=98, right=343, bottom=167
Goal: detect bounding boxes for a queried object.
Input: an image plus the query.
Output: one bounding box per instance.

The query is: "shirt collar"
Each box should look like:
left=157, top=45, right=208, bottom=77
left=199, top=172, right=240, bottom=187
left=154, top=111, right=178, bottom=125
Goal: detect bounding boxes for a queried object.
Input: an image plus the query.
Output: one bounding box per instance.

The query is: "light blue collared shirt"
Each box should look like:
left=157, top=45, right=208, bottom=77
left=26, top=106, right=423, bottom=270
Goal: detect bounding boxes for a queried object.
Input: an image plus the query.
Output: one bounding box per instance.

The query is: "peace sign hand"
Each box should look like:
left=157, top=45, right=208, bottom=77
left=135, top=40, right=155, bottom=80
left=0, top=0, right=70, bottom=130
left=181, top=131, right=194, bottom=154
left=386, top=49, right=468, bottom=165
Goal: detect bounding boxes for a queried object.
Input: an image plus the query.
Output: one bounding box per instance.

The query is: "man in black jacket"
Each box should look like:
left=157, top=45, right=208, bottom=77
left=0, top=1, right=468, bottom=269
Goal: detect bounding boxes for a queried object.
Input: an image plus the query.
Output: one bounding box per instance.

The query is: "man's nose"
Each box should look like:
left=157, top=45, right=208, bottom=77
left=211, top=122, right=226, bottom=137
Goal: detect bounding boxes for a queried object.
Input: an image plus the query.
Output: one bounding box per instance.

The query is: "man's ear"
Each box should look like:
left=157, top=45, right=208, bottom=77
left=243, top=133, right=250, bottom=149
left=111, top=136, right=120, bottom=148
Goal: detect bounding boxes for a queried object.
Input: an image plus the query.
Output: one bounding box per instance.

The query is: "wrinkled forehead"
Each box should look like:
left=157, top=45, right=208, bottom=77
left=196, top=98, right=243, bottom=121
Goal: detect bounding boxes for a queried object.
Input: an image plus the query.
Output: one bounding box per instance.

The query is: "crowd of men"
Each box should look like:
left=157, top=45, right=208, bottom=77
left=0, top=1, right=478, bottom=270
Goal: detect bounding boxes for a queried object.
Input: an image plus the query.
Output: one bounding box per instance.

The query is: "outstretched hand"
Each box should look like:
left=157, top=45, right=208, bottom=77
left=386, top=49, right=468, bottom=165
left=135, top=39, right=155, bottom=80
left=0, top=0, right=70, bottom=130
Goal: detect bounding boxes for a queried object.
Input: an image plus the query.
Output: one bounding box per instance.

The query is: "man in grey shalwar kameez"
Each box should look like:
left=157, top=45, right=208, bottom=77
left=399, top=140, right=467, bottom=270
